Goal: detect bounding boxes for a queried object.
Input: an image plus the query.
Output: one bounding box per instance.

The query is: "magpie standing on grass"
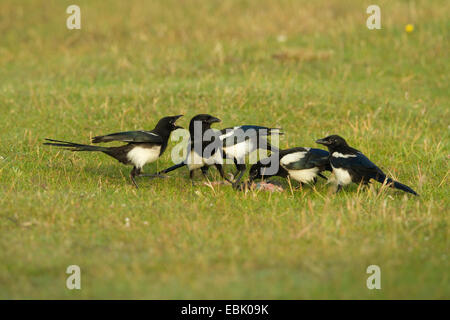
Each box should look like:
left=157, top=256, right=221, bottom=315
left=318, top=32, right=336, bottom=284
left=44, top=115, right=183, bottom=188
left=219, top=125, right=282, bottom=186
left=159, top=114, right=231, bottom=183
left=248, top=147, right=331, bottom=185
left=316, top=135, right=418, bottom=195
left=160, top=116, right=281, bottom=186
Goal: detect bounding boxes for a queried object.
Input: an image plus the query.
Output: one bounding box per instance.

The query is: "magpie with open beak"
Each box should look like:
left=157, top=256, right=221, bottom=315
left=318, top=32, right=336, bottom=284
left=44, top=115, right=183, bottom=188
left=316, top=135, right=418, bottom=195
left=248, top=147, right=331, bottom=185
left=158, top=114, right=231, bottom=183
left=219, top=125, right=282, bottom=187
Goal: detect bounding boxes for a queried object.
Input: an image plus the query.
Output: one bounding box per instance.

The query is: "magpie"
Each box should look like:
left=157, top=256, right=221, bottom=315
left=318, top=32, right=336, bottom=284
left=219, top=125, right=282, bottom=186
left=158, top=114, right=231, bottom=183
left=44, top=115, right=183, bottom=188
left=248, top=147, right=331, bottom=185
left=160, top=116, right=281, bottom=186
left=316, top=135, right=418, bottom=195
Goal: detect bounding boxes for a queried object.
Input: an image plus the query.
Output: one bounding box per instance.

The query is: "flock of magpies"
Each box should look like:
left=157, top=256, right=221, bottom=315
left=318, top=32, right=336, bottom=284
left=44, top=114, right=418, bottom=196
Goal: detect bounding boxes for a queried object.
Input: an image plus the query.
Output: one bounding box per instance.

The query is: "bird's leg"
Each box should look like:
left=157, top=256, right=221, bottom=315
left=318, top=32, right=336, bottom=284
left=130, top=167, right=140, bottom=188
left=201, top=166, right=209, bottom=179
left=317, top=173, right=327, bottom=180
left=232, top=163, right=246, bottom=188
left=189, top=169, right=196, bottom=186
left=336, top=184, right=342, bottom=193
left=232, top=158, right=241, bottom=177
left=294, top=182, right=304, bottom=190
left=215, top=164, right=233, bottom=184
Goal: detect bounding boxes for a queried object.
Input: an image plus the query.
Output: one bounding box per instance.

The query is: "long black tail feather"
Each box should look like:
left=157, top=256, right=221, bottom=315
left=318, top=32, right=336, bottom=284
left=91, top=135, right=108, bottom=143
left=376, top=175, right=418, bottom=196
left=44, top=138, right=108, bottom=152
left=158, top=162, right=186, bottom=174
left=390, top=180, right=419, bottom=196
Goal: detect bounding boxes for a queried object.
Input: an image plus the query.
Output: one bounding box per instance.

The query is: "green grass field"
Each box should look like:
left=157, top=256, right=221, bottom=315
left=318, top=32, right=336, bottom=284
left=0, top=0, right=448, bottom=299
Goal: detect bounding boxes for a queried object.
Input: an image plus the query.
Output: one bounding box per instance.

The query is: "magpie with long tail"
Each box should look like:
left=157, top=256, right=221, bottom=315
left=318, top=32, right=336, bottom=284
left=219, top=125, right=282, bottom=186
left=158, top=114, right=231, bottom=183
left=316, top=135, right=418, bottom=195
left=248, top=147, right=331, bottom=185
left=44, top=115, right=183, bottom=188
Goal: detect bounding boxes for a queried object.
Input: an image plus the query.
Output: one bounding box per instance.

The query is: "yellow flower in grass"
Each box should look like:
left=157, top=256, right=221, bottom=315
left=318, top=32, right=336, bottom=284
left=405, top=24, right=414, bottom=33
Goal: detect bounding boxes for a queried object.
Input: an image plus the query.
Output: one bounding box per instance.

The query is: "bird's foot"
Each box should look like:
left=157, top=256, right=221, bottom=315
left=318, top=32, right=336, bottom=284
left=232, top=180, right=251, bottom=191
left=232, top=181, right=242, bottom=190
left=130, top=177, right=139, bottom=189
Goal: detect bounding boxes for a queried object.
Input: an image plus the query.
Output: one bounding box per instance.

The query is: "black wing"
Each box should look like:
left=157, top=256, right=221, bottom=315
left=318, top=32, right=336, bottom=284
left=332, top=152, right=385, bottom=181
left=307, top=148, right=331, bottom=171
left=92, top=131, right=163, bottom=144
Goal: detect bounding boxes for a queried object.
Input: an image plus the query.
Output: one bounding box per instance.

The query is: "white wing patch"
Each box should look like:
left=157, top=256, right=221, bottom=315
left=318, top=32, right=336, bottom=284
left=127, top=146, right=161, bottom=169
left=219, top=127, right=241, bottom=140
left=280, top=151, right=307, bottom=167
left=332, top=152, right=357, bottom=158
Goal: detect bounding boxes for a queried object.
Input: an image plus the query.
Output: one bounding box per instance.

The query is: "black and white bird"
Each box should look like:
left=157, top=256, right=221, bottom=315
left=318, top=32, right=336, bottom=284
left=316, top=135, right=418, bottom=195
left=160, top=116, right=281, bottom=185
left=219, top=125, right=282, bottom=186
left=159, top=114, right=231, bottom=183
left=248, top=147, right=331, bottom=185
left=44, top=115, right=183, bottom=188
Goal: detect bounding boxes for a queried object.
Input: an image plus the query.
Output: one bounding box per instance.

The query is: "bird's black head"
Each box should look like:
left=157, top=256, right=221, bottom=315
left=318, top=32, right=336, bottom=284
left=315, top=135, right=348, bottom=151
left=189, top=114, right=221, bottom=134
left=155, top=115, right=183, bottom=133
left=249, top=157, right=282, bottom=182
left=249, top=162, right=265, bottom=182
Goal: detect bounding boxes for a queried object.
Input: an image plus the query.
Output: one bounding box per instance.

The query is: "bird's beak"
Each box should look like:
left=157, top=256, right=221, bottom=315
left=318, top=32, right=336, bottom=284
left=172, top=115, right=183, bottom=129
left=208, top=116, right=221, bottom=124
left=315, top=138, right=329, bottom=145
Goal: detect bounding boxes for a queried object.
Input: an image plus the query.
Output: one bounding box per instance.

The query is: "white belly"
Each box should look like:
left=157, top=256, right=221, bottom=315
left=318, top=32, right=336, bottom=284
left=204, top=150, right=223, bottom=166
left=289, top=167, right=319, bottom=183
left=186, top=149, right=222, bottom=170
left=127, top=146, right=161, bottom=169
left=332, top=166, right=353, bottom=186
left=186, top=150, right=204, bottom=170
